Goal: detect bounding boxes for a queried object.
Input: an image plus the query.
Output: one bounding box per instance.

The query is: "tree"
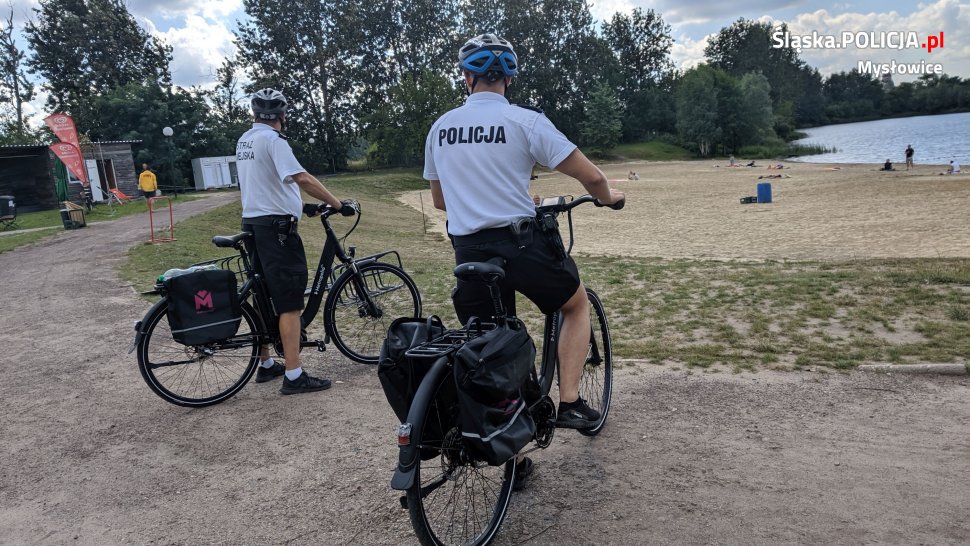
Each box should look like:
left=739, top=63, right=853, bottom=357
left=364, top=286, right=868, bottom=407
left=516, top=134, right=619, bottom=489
left=602, top=8, right=673, bottom=95
left=236, top=0, right=363, bottom=172
left=83, top=83, right=215, bottom=186
left=737, top=72, right=774, bottom=145
left=366, top=70, right=461, bottom=166
left=580, top=82, right=622, bottom=156
left=823, top=69, right=884, bottom=122
left=675, top=66, right=719, bottom=156
left=1, top=8, right=35, bottom=136
left=705, top=19, right=816, bottom=131
left=24, top=0, right=172, bottom=124
left=602, top=8, right=674, bottom=142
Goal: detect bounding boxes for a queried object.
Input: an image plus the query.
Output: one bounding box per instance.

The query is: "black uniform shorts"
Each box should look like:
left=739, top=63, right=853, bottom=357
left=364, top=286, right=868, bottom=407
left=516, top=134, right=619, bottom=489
left=451, top=220, right=581, bottom=325
left=242, top=217, right=308, bottom=314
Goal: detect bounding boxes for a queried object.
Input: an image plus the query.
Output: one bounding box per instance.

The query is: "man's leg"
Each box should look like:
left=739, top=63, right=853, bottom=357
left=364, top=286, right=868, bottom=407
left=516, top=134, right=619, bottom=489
left=278, top=310, right=302, bottom=370
left=557, top=283, right=591, bottom=404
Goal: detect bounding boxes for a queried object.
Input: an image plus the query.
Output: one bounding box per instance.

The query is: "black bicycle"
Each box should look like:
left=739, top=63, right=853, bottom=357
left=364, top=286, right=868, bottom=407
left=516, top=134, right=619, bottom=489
left=390, top=194, right=620, bottom=546
left=131, top=201, right=422, bottom=407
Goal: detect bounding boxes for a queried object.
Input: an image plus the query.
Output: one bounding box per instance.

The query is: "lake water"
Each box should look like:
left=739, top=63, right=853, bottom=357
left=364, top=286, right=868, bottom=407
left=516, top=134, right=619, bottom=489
left=792, top=112, right=970, bottom=165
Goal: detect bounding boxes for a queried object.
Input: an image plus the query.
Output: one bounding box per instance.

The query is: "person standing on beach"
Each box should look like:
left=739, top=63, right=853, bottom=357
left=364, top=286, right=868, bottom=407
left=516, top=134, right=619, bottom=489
left=905, top=145, right=914, bottom=170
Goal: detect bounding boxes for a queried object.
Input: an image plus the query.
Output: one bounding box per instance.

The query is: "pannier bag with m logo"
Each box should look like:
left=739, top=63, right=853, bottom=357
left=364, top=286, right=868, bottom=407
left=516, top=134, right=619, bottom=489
left=164, top=269, right=242, bottom=346
left=453, top=318, right=537, bottom=466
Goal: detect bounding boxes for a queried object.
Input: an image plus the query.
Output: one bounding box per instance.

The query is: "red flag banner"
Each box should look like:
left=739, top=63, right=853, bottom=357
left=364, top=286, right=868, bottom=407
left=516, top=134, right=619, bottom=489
left=43, top=113, right=81, bottom=151
left=50, top=142, right=88, bottom=185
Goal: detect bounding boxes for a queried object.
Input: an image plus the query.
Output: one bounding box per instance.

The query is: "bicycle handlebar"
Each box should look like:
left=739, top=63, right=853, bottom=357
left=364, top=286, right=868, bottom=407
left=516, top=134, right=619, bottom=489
left=535, top=194, right=625, bottom=214
left=303, top=199, right=360, bottom=219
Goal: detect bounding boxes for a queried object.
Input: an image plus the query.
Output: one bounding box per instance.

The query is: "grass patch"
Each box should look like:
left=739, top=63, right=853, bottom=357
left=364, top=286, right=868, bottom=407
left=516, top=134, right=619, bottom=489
left=0, top=230, right=57, bottom=254
left=612, top=140, right=693, bottom=161
left=119, top=170, right=970, bottom=371
left=0, top=194, right=208, bottom=255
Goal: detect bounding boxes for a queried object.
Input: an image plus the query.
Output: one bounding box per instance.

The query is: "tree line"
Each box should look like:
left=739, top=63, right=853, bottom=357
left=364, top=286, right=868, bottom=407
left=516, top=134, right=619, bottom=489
left=2, top=1, right=969, bottom=184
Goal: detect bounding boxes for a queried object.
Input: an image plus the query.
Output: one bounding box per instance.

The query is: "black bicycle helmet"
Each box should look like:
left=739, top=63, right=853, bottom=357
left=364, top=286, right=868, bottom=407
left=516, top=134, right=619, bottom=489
left=251, top=88, right=288, bottom=120
left=458, top=33, right=518, bottom=82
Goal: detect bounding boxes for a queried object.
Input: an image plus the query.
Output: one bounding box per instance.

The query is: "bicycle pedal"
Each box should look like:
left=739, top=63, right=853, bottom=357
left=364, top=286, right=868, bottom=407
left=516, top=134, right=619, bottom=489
left=399, top=495, right=408, bottom=509
left=316, top=340, right=326, bottom=352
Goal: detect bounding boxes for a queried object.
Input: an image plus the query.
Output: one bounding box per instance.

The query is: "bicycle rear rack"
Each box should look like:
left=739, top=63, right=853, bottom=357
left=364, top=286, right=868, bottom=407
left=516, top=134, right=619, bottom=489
left=404, top=324, right=497, bottom=360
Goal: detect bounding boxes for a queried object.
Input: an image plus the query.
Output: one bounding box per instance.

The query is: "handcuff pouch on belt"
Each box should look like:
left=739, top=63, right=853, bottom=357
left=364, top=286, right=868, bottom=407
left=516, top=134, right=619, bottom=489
left=510, top=217, right=535, bottom=250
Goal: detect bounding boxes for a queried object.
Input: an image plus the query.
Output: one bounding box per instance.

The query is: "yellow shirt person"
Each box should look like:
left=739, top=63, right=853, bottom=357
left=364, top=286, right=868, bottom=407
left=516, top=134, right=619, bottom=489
left=138, top=164, right=158, bottom=197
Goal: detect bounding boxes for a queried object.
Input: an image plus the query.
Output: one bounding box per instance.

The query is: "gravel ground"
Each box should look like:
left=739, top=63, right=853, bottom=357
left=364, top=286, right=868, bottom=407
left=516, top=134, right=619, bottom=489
left=1, top=192, right=968, bottom=545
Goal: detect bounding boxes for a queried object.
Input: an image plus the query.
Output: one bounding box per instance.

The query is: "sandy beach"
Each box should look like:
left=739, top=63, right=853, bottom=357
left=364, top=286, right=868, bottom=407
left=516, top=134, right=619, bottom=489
left=401, top=160, right=970, bottom=261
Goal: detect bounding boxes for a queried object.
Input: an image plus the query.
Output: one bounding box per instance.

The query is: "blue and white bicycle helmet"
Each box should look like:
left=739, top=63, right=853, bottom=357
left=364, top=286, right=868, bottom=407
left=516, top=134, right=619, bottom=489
left=251, top=88, right=288, bottom=120
left=458, top=33, right=518, bottom=83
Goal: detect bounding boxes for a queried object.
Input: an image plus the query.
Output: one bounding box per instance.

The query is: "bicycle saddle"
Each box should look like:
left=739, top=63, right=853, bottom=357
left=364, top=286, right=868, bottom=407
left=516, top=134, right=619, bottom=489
left=454, top=261, right=506, bottom=282
left=212, top=232, right=253, bottom=248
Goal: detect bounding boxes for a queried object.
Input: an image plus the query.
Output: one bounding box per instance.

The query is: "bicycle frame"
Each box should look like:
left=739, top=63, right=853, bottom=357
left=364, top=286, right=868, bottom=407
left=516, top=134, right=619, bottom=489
left=236, top=209, right=404, bottom=340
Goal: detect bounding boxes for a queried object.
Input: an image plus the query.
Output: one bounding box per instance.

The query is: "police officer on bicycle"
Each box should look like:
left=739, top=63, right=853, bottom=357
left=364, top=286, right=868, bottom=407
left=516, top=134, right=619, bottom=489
left=237, top=88, right=355, bottom=395
left=424, top=35, right=625, bottom=435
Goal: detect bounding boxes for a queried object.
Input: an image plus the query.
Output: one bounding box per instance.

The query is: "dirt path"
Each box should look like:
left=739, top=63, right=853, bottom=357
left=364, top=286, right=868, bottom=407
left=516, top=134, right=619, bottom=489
left=1, top=192, right=968, bottom=544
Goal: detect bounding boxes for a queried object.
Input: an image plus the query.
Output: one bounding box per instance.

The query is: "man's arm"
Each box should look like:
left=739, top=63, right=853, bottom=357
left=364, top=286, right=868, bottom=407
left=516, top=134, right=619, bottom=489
left=553, top=149, right=623, bottom=205
left=429, top=180, right=446, bottom=211
left=291, top=172, right=343, bottom=209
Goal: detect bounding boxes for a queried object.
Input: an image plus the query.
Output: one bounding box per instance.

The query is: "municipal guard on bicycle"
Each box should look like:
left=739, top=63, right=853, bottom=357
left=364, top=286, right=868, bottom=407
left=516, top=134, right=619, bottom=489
left=237, top=88, right=355, bottom=395
left=423, top=34, right=625, bottom=474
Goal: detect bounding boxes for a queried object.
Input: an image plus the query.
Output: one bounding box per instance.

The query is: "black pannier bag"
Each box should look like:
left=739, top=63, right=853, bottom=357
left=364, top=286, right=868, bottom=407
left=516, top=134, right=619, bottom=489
left=453, top=318, right=537, bottom=466
left=378, top=316, right=448, bottom=423
left=164, top=269, right=242, bottom=346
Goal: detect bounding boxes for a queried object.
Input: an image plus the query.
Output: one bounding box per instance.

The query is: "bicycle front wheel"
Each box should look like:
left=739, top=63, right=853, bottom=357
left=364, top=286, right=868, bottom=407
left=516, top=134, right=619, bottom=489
left=578, top=288, right=613, bottom=436
left=136, top=298, right=263, bottom=407
left=407, top=374, right=515, bottom=546
left=325, top=262, right=421, bottom=364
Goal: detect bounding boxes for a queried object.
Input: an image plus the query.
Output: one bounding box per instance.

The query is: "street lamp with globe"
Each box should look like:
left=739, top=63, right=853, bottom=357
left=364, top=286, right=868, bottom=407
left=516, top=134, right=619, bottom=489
left=162, top=126, right=178, bottom=193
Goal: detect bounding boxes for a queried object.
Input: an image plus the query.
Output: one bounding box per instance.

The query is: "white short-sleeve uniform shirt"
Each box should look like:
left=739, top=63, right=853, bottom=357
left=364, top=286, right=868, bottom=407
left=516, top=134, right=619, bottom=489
left=423, top=92, right=577, bottom=236
left=236, top=123, right=306, bottom=219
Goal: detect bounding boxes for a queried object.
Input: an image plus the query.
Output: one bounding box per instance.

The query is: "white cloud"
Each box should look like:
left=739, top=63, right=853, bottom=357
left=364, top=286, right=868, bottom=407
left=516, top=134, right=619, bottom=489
left=127, top=0, right=241, bottom=22
left=588, top=0, right=636, bottom=23
left=145, top=13, right=238, bottom=88
left=670, top=33, right=712, bottom=71
left=2, top=0, right=39, bottom=26
left=652, top=0, right=806, bottom=26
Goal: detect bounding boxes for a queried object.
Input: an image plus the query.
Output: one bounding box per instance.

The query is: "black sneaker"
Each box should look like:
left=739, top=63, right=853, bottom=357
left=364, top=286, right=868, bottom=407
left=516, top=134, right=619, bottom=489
left=254, top=362, right=285, bottom=383
left=555, top=398, right=600, bottom=429
left=280, top=371, right=332, bottom=395
left=512, top=457, right=534, bottom=492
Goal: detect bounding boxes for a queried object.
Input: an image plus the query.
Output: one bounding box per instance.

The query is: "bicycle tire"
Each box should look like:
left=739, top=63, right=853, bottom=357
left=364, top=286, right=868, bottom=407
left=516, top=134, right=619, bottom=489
left=406, top=372, right=515, bottom=546
left=578, top=288, right=612, bottom=436
left=325, top=261, right=421, bottom=364
left=136, top=298, right=263, bottom=407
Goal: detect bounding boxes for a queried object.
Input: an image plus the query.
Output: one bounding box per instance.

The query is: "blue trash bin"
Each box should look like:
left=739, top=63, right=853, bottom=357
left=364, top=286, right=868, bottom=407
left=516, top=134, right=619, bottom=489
left=757, top=182, right=772, bottom=203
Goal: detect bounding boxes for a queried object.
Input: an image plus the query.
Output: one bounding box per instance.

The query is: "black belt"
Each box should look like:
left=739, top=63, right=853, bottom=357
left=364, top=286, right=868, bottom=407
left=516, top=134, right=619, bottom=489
left=453, top=217, right=535, bottom=247
left=242, top=214, right=297, bottom=227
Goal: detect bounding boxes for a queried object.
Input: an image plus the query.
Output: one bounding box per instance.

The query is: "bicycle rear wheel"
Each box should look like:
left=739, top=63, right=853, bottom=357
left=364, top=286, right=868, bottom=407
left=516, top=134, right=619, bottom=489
left=326, top=262, right=421, bottom=364
left=578, top=288, right=612, bottom=436
left=136, top=298, right=263, bottom=407
left=407, top=374, right=515, bottom=546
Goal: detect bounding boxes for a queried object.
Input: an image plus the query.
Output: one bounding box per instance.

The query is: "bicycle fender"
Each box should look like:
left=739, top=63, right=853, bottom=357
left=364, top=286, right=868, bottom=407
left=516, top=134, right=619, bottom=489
left=129, top=297, right=168, bottom=355
left=391, top=355, right=451, bottom=491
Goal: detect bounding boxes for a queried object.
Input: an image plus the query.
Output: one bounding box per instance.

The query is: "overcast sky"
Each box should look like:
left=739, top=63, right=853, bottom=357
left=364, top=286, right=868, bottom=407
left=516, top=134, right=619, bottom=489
left=4, top=0, right=968, bottom=119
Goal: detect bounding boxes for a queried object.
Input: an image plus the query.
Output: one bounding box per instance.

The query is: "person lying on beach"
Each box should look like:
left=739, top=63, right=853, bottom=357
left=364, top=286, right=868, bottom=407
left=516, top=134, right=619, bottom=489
left=880, top=159, right=895, bottom=171
left=627, top=171, right=639, bottom=181
left=758, top=174, right=789, bottom=179
left=746, top=161, right=756, bottom=167
left=767, top=163, right=785, bottom=170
